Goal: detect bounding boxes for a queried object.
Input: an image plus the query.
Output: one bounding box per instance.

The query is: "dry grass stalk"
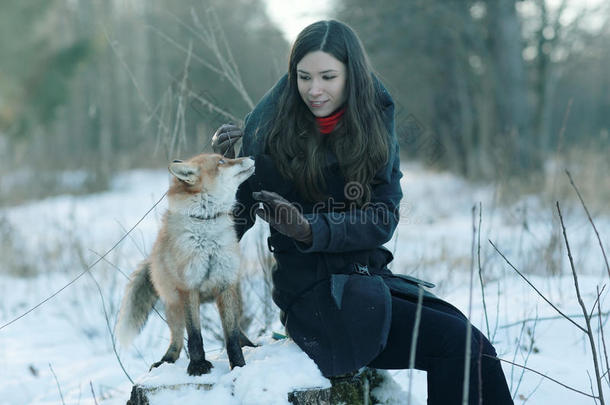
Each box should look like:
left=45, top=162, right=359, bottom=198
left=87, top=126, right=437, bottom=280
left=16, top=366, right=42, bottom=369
left=557, top=201, right=605, bottom=404
left=48, top=362, right=66, bottom=405
left=483, top=354, right=597, bottom=399
left=490, top=240, right=587, bottom=333
left=476, top=202, right=491, bottom=339
left=565, top=170, right=610, bottom=279
left=596, top=286, right=610, bottom=389
left=90, top=381, right=100, bottom=405
left=0, top=192, right=167, bottom=332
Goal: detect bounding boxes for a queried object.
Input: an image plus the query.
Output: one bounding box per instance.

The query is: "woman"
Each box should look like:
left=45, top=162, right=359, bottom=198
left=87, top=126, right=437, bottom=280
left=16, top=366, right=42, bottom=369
left=212, top=20, right=513, bottom=405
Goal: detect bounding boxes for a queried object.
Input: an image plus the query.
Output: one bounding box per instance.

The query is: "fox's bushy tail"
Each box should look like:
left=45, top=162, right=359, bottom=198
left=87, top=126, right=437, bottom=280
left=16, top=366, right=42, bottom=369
left=115, top=261, right=158, bottom=347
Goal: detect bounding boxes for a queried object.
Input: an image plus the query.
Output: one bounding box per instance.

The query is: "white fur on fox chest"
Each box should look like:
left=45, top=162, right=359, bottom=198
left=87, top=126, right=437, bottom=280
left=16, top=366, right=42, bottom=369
left=157, top=212, right=240, bottom=293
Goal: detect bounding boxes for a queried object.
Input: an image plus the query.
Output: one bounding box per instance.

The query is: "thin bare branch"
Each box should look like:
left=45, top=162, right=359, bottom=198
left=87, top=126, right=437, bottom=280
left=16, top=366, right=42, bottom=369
left=87, top=249, right=167, bottom=327
left=483, top=354, right=598, bottom=399
left=557, top=201, right=605, bottom=404
left=492, top=281, right=501, bottom=343
left=565, top=170, right=610, bottom=279
left=597, top=286, right=610, bottom=389
left=587, top=371, right=598, bottom=405
left=168, top=40, right=192, bottom=158
left=477, top=202, right=491, bottom=338
left=114, top=220, right=147, bottom=260
left=522, top=376, right=545, bottom=404
left=49, top=363, right=66, bottom=405
left=514, top=314, right=539, bottom=399
left=510, top=320, right=528, bottom=393
left=103, top=28, right=171, bottom=135
left=90, top=381, right=99, bottom=405
left=0, top=192, right=167, bottom=331
left=490, top=239, right=587, bottom=333
left=589, top=285, right=607, bottom=321
left=84, top=268, right=134, bottom=384
left=191, top=7, right=254, bottom=109
left=188, top=89, right=241, bottom=124
left=500, top=311, right=610, bottom=329
left=145, top=24, right=225, bottom=77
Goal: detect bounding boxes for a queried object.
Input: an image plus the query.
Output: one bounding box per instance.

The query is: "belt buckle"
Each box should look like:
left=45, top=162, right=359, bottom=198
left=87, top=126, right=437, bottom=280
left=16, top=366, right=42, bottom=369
left=354, top=263, right=370, bottom=275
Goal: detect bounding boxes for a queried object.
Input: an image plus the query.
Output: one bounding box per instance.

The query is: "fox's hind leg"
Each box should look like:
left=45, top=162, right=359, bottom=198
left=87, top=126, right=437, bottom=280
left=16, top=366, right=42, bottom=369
left=150, top=297, right=185, bottom=370
left=216, top=284, right=246, bottom=369
left=185, top=290, right=213, bottom=376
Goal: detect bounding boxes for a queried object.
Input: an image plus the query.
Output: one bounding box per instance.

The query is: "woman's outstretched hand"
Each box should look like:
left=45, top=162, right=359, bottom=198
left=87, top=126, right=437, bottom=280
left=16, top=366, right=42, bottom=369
left=212, top=124, right=243, bottom=158
left=252, top=190, right=313, bottom=245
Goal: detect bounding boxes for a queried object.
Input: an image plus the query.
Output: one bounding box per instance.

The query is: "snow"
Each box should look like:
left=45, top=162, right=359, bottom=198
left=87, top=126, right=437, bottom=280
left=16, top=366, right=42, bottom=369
left=133, top=338, right=331, bottom=405
left=0, top=162, right=608, bottom=404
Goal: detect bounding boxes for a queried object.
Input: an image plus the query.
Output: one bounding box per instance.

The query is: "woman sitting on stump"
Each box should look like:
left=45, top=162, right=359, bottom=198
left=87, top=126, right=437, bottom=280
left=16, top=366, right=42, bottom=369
left=212, top=19, right=513, bottom=405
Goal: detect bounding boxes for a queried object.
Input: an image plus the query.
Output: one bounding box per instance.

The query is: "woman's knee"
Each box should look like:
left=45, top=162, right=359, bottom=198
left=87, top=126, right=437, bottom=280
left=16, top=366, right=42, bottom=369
left=439, top=323, right=496, bottom=359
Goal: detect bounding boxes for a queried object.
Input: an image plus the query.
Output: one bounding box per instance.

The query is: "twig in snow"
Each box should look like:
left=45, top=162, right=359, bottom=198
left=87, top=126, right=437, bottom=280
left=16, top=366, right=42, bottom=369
left=514, top=314, right=539, bottom=399
left=48, top=363, right=66, bottom=405
left=565, top=170, right=610, bottom=279
left=90, top=381, right=99, bottom=405
left=596, top=286, right=610, bottom=389
left=521, top=376, right=545, bottom=404
left=489, top=239, right=587, bottom=334
left=557, top=201, right=605, bottom=404
left=587, top=371, right=598, bottom=405
left=0, top=192, right=167, bottom=332
left=84, top=268, right=134, bottom=385
left=589, top=285, right=606, bottom=321
left=492, top=281, right=501, bottom=343
left=476, top=202, right=491, bottom=339
left=500, top=311, right=610, bottom=329
left=483, top=354, right=597, bottom=399
left=510, top=320, right=528, bottom=393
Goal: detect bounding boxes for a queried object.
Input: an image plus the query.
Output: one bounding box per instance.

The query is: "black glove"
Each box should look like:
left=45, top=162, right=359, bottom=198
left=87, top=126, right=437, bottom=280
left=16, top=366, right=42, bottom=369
left=252, top=190, right=313, bottom=245
left=212, top=123, right=243, bottom=158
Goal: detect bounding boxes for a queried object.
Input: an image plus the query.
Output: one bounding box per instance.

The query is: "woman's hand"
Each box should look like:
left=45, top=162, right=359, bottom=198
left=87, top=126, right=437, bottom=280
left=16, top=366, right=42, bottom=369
left=252, top=190, right=313, bottom=245
left=212, top=124, right=243, bottom=158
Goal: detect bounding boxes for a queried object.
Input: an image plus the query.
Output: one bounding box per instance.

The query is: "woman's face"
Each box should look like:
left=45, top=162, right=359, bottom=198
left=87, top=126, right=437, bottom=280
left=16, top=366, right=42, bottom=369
left=296, top=51, right=347, bottom=117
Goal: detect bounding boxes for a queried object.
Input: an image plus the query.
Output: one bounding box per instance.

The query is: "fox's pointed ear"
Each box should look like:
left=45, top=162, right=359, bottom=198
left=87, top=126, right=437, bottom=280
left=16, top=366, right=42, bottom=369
left=168, top=162, right=199, bottom=184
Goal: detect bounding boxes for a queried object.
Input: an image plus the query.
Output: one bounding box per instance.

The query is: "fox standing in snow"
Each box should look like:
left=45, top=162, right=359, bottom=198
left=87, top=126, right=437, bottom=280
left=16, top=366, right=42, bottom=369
left=115, top=153, right=255, bottom=376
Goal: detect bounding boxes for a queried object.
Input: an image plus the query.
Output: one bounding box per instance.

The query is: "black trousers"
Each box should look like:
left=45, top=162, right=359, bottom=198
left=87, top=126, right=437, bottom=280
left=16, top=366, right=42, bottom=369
left=369, top=295, right=514, bottom=405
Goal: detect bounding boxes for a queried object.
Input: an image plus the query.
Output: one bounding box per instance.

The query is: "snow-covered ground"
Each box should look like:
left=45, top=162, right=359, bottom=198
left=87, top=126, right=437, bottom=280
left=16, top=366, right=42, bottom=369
left=0, top=162, right=608, bottom=404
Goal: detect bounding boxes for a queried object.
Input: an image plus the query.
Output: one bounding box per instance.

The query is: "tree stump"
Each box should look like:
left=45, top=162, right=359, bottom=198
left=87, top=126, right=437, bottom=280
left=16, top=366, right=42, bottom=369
left=124, top=367, right=394, bottom=404
left=288, top=368, right=385, bottom=405
left=126, top=383, right=213, bottom=405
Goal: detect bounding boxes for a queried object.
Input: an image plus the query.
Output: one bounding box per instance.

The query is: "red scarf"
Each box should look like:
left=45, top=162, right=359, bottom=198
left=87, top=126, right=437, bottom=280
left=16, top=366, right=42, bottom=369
left=316, top=107, right=345, bottom=134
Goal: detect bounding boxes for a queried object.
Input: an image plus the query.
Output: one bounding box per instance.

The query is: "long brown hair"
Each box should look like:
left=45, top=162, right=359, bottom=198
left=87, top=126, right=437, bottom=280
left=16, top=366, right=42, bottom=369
left=266, top=20, right=390, bottom=206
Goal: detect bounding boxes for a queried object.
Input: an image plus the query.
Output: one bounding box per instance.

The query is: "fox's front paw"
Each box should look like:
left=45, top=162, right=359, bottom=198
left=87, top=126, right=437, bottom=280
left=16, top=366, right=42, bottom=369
left=187, top=359, right=213, bottom=376
left=149, top=359, right=175, bottom=371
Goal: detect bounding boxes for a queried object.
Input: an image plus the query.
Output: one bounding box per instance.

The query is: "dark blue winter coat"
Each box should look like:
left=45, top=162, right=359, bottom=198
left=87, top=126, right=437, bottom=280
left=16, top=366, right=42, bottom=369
left=234, top=74, right=439, bottom=377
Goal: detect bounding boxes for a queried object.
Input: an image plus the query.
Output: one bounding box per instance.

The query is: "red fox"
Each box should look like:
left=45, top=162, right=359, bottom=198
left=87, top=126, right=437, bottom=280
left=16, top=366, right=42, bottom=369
left=115, top=153, right=255, bottom=376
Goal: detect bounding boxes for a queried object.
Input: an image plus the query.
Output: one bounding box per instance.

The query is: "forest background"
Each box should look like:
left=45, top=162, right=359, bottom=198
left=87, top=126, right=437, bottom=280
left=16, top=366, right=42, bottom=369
left=1, top=0, right=608, bottom=209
